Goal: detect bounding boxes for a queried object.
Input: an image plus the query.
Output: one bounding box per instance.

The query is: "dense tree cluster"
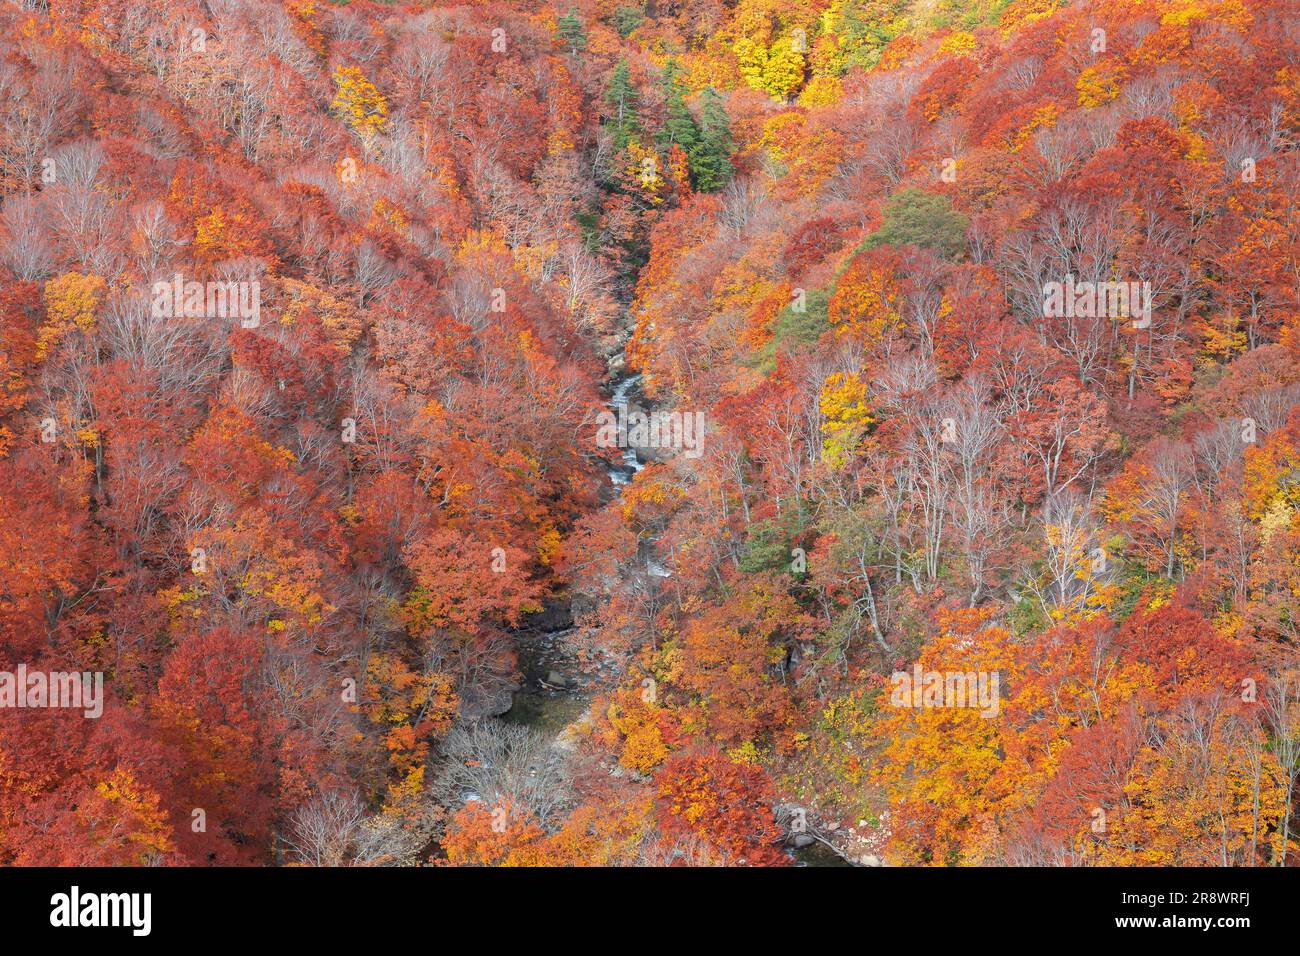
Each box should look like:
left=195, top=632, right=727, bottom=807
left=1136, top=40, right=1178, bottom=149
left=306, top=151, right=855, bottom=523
left=1, top=0, right=1297, bottom=867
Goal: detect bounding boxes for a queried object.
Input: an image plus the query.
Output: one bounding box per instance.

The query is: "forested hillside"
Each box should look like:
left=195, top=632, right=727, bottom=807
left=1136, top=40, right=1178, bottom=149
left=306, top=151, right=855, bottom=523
left=1, top=0, right=1297, bottom=867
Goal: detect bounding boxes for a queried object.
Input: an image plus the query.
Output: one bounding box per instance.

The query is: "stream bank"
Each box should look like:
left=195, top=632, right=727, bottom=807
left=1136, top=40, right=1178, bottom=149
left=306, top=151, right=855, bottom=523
left=500, top=352, right=854, bottom=866
left=501, top=351, right=647, bottom=737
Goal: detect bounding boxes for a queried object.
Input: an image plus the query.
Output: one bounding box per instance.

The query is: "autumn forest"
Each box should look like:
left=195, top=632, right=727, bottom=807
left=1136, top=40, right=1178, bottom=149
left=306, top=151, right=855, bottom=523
left=1, top=0, right=1299, bottom=870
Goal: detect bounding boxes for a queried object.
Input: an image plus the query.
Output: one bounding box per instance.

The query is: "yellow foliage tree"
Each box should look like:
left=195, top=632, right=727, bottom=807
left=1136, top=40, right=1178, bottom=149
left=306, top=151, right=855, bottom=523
left=1076, top=63, right=1126, bottom=108
left=827, top=255, right=905, bottom=346
left=90, top=768, right=176, bottom=863
left=762, top=37, right=807, bottom=100
left=604, top=687, right=671, bottom=773
left=937, top=31, right=977, bottom=57
left=1098, top=710, right=1288, bottom=865
left=819, top=371, right=874, bottom=469
left=759, top=112, right=845, bottom=197
left=39, top=272, right=106, bottom=359
left=735, top=35, right=806, bottom=101
left=332, top=65, right=388, bottom=139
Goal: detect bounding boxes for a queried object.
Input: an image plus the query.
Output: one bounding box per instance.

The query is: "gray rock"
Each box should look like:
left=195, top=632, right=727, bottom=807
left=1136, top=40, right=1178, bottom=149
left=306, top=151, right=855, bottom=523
left=633, top=443, right=672, bottom=465
left=529, top=599, right=574, bottom=634
left=459, top=683, right=517, bottom=718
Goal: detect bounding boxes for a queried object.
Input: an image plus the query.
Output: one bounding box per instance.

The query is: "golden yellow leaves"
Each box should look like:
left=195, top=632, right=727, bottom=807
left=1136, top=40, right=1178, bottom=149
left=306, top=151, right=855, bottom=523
left=1076, top=62, right=1126, bottom=108
left=798, top=74, right=843, bottom=107
left=624, top=140, right=666, bottom=204
left=998, top=0, right=1062, bottom=37
left=726, top=740, right=764, bottom=765
left=368, top=196, right=408, bottom=234
left=818, top=371, right=873, bottom=469
left=937, top=31, right=977, bottom=58
left=511, top=240, right=559, bottom=281
left=871, top=610, right=1020, bottom=864
left=193, top=208, right=228, bottom=261
left=1010, top=104, right=1061, bottom=151
left=1257, top=497, right=1296, bottom=546
left=1197, top=312, right=1248, bottom=360
left=536, top=524, right=562, bottom=567
left=828, top=258, right=904, bottom=345
left=758, top=112, right=845, bottom=198
left=1243, top=432, right=1300, bottom=521
left=279, top=277, right=363, bottom=353
left=39, top=272, right=106, bottom=359
left=92, top=768, right=176, bottom=860
left=1159, top=0, right=1250, bottom=28
left=331, top=66, right=388, bottom=140
left=605, top=687, right=670, bottom=774
left=735, top=34, right=807, bottom=101
left=1097, top=712, right=1287, bottom=866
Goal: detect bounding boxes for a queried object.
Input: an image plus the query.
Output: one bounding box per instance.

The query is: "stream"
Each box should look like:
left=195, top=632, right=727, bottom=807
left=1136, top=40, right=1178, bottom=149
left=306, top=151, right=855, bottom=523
left=605, top=368, right=644, bottom=488
left=501, top=352, right=648, bottom=735
left=499, top=353, right=847, bottom=866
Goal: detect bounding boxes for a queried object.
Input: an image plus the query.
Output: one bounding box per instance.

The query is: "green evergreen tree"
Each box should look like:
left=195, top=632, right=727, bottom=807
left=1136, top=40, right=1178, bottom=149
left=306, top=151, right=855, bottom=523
left=556, top=8, right=587, bottom=53
left=656, top=59, right=699, bottom=158
left=688, top=86, right=734, bottom=192
left=857, top=188, right=969, bottom=260
left=604, top=59, right=641, bottom=152
left=612, top=4, right=645, bottom=38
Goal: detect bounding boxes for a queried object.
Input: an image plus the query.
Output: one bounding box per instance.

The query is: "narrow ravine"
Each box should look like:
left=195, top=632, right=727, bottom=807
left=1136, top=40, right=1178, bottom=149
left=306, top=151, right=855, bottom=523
left=500, top=349, right=654, bottom=740
left=498, top=350, right=857, bottom=866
